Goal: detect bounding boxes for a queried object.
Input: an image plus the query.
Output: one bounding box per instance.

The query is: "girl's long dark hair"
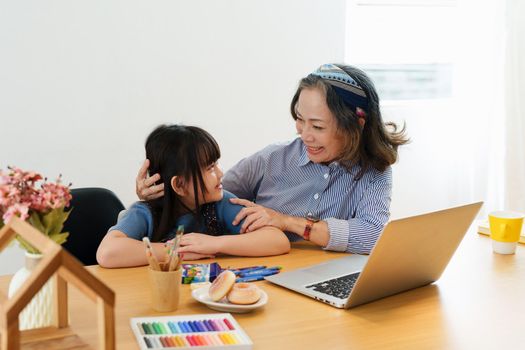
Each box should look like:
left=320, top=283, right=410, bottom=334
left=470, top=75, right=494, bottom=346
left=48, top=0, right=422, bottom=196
left=145, top=124, right=220, bottom=242
left=290, top=64, right=409, bottom=179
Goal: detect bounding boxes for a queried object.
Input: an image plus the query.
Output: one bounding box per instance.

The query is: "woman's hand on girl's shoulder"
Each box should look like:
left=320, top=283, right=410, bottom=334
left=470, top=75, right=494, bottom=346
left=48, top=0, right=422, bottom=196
left=229, top=198, right=286, bottom=233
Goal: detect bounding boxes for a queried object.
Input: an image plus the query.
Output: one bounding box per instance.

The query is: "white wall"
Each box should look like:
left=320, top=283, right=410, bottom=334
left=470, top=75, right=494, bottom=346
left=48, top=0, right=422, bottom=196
left=0, top=0, right=346, bottom=274
left=1, top=1, right=501, bottom=276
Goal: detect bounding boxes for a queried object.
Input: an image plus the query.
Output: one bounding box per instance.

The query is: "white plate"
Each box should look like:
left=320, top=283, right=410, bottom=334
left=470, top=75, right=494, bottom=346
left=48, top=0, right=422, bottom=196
left=191, top=285, right=268, bottom=313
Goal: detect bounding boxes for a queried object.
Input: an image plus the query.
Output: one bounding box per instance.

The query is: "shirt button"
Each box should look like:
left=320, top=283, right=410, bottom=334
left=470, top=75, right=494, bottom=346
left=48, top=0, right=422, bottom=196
left=323, top=173, right=329, bottom=179
left=314, top=193, right=319, bottom=200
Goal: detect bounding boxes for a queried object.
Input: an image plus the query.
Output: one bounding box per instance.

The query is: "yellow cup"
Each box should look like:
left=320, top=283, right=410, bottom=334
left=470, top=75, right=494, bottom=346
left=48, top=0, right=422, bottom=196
left=148, top=267, right=182, bottom=312
left=488, top=211, right=524, bottom=254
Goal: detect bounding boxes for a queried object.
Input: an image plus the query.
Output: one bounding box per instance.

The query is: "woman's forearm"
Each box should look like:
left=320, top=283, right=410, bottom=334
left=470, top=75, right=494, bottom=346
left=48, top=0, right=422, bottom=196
left=282, top=215, right=330, bottom=247
left=217, top=227, right=290, bottom=256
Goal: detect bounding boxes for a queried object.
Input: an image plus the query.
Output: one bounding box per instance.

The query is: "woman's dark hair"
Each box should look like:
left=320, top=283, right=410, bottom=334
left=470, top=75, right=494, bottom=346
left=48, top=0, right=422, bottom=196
left=290, top=64, right=409, bottom=178
left=144, top=124, right=220, bottom=241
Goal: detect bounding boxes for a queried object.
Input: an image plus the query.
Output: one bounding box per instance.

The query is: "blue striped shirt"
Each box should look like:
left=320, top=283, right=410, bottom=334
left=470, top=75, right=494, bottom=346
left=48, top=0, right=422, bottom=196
left=223, top=138, right=392, bottom=254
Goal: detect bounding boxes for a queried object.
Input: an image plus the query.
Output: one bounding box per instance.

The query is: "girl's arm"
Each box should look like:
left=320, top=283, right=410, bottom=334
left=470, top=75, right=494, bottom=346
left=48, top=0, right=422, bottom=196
left=96, top=230, right=214, bottom=268
left=96, top=230, right=166, bottom=268
left=177, top=226, right=290, bottom=257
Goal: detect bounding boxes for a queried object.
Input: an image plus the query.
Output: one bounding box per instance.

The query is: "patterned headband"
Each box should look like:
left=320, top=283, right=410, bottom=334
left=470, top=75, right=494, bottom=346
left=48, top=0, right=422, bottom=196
left=310, top=64, right=368, bottom=113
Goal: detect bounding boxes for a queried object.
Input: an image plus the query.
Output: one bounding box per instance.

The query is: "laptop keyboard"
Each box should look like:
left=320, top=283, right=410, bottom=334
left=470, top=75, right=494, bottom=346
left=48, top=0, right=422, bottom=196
left=305, top=272, right=360, bottom=299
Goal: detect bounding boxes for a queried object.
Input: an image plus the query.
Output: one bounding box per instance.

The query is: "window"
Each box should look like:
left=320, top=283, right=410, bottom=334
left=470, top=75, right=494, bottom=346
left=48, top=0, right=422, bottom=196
left=345, top=0, right=458, bottom=100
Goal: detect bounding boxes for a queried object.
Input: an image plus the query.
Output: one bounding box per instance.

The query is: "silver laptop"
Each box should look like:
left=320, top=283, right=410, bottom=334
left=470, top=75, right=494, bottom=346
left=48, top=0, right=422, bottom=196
left=266, top=202, right=483, bottom=309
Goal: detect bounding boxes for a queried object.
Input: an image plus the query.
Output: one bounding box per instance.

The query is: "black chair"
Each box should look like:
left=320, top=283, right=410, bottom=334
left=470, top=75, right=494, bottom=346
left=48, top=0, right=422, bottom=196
left=62, top=187, right=125, bottom=265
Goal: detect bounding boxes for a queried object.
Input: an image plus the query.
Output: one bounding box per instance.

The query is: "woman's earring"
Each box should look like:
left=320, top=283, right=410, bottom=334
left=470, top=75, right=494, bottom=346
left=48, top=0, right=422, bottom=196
left=356, top=108, right=366, bottom=127
left=356, top=107, right=366, bottom=119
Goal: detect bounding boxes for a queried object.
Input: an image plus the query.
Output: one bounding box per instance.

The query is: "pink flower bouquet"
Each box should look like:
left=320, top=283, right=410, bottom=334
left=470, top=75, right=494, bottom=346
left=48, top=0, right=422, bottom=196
left=0, top=166, right=72, bottom=253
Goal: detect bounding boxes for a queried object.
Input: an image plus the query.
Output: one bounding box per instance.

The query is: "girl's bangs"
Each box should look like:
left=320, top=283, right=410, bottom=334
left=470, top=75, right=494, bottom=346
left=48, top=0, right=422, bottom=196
left=195, top=132, right=221, bottom=168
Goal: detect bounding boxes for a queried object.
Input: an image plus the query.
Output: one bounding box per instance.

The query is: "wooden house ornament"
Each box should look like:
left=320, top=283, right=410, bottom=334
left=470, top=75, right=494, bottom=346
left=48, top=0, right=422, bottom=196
left=0, top=216, right=115, bottom=350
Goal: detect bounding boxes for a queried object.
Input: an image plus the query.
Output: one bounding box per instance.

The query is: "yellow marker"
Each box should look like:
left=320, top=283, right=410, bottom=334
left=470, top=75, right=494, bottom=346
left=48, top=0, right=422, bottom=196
left=222, top=333, right=234, bottom=345
left=226, top=333, right=236, bottom=345
left=179, top=335, right=189, bottom=347
left=169, top=336, right=177, bottom=346
left=229, top=332, right=240, bottom=344
left=218, top=333, right=230, bottom=345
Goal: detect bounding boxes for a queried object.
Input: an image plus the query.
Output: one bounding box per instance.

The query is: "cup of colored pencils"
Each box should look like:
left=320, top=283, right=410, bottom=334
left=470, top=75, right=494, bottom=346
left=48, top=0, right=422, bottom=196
left=143, top=226, right=185, bottom=312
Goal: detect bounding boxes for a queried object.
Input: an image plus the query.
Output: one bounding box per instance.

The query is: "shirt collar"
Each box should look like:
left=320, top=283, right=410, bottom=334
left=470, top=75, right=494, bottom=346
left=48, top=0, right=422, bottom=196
left=298, top=142, right=310, bottom=167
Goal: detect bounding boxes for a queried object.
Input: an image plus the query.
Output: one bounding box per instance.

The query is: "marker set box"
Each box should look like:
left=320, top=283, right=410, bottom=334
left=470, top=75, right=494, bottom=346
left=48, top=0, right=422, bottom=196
left=130, top=313, right=253, bottom=349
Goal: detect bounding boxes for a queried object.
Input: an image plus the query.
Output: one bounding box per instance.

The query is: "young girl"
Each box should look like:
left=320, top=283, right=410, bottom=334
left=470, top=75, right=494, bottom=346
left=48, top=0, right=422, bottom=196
left=96, top=124, right=290, bottom=268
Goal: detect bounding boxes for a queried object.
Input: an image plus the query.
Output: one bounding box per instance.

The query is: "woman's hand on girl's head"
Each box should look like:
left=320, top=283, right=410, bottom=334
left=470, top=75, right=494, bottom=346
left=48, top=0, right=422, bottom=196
left=136, top=159, right=165, bottom=200
left=178, top=233, right=222, bottom=256
left=229, top=198, right=286, bottom=233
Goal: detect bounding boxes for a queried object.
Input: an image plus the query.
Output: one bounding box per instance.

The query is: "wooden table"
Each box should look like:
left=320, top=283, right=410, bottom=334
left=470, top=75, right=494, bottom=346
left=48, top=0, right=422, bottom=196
left=2, top=230, right=525, bottom=349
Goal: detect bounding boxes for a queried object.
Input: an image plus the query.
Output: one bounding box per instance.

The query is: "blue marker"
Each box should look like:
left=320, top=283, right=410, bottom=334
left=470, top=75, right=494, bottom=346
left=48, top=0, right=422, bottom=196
left=195, top=320, right=206, bottom=332
left=190, top=320, right=200, bottom=332
left=230, top=266, right=267, bottom=274
left=230, top=265, right=265, bottom=271
left=180, top=321, right=190, bottom=333
left=239, top=268, right=281, bottom=277
left=236, top=274, right=276, bottom=282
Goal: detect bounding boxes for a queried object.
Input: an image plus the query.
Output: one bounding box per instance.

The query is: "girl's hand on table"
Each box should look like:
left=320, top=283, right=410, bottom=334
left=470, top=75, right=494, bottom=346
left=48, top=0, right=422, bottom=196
left=178, top=233, right=221, bottom=256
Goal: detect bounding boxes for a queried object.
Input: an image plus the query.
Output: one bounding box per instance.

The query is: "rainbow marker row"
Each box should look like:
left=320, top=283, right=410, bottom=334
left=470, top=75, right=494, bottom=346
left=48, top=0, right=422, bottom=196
left=143, top=333, right=242, bottom=348
left=131, top=314, right=253, bottom=350
left=138, top=318, right=235, bottom=334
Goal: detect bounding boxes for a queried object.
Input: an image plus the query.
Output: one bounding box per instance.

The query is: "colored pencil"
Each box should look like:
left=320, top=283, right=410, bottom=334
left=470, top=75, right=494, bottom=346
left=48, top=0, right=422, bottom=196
left=168, top=225, right=184, bottom=271
left=142, top=237, right=161, bottom=271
